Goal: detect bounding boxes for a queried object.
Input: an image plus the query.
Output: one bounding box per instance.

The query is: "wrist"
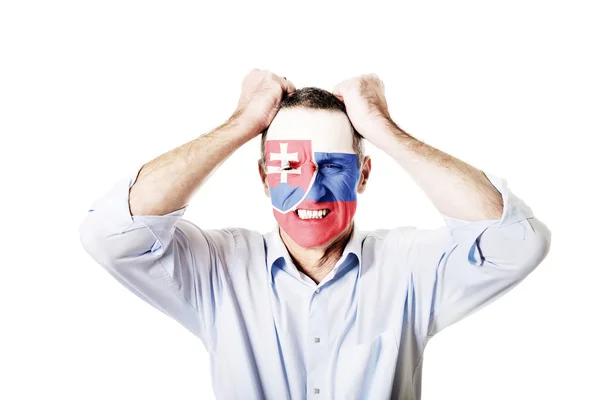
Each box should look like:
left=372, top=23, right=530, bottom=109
left=225, top=110, right=265, bottom=140
left=232, top=106, right=268, bottom=128
left=361, top=116, right=399, bottom=146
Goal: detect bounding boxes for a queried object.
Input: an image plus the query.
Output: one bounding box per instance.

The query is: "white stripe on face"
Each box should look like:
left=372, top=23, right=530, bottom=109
left=266, top=108, right=355, bottom=154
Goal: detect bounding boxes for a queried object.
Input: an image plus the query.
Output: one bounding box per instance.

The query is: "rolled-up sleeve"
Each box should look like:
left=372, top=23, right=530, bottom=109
left=78, top=164, right=219, bottom=343
left=411, top=172, right=552, bottom=337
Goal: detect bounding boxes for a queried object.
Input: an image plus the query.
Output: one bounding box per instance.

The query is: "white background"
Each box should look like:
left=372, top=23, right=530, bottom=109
left=1, top=0, right=598, bottom=399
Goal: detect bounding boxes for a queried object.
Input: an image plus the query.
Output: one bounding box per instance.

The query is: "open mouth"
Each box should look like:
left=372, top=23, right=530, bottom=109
left=294, top=208, right=331, bottom=220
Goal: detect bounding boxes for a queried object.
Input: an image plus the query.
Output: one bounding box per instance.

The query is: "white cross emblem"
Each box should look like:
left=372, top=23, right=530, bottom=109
left=267, top=143, right=301, bottom=183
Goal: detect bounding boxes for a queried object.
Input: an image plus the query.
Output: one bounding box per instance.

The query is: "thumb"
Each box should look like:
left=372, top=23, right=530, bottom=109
left=332, top=84, right=345, bottom=102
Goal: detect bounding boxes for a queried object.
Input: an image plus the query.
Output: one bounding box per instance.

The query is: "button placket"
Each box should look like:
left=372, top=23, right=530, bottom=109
left=307, top=285, right=328, bottom=397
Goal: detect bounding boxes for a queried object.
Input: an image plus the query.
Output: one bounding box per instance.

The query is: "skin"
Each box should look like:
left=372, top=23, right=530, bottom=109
left=129, top=69, right=294, bottom=216
left=332, top=74, right=503, bottom=222
left=258, top=108, right=371, bottom=282
left=129, top=69, right=503, bottom=285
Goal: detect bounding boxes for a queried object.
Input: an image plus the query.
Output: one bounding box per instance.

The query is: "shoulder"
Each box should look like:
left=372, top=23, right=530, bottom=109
left=359, top=225, right=454, bottom=256
left=361, top=225, right=420, bottom=246
left=355, top=225, right=417, bottom=262
left=175, top=220, right=265, bottom=256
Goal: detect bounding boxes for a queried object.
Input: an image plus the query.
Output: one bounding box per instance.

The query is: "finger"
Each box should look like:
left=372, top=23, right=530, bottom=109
left=332, top=82, right=346, bottom=102
left=276, top=75, right=296, bottom=95
left=284, top=78, right=296, bottom=95
left=332, top=82, right=341, bottom=96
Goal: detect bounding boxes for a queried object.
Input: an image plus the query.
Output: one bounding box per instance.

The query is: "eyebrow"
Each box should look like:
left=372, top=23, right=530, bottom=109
left=315, top=152, right=358, bottom=164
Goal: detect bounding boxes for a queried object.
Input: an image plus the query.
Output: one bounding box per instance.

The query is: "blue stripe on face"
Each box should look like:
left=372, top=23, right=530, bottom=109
left=304, top=152, right=360, bottom=203
left=270, top=183, right=306, bottom=211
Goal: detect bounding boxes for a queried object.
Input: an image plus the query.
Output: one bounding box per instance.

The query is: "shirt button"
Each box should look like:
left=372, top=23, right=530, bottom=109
left=313, top=337, right=320, bottom=343
left=313, top=388, right=320, bottom=394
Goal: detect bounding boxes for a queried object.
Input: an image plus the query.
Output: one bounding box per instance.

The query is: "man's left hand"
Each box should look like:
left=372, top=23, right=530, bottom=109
left=332, top=74, right=394, bottom=146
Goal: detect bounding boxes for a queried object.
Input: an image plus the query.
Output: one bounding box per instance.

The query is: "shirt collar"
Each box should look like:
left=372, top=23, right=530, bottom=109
left=264, top=222, right=364, bottom=285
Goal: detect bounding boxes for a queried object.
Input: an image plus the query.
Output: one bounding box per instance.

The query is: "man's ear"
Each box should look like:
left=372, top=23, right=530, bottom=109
left=258, top=160, right=270, bottom=198
left=357, top=156, right=372, bottom=194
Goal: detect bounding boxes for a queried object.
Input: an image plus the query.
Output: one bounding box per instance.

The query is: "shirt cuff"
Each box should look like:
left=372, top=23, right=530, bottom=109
left=85, top=163, right=187, bottom=256
left=440, top=171, right=535, bottom=265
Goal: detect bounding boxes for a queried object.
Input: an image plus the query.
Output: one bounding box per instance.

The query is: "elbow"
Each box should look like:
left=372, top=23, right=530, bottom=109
left=478, top=216, right=551, bottom=275
left=79, top=215, right=167, bottom=268
left=78, top=216, right=128, bottom=268
left=79, top=219, right=113, bottom=267
left=513, top=217, right=552, bottom=275
left=78, top=209, right=119, bottom=266
left=79, top=217, right=95, bottom=256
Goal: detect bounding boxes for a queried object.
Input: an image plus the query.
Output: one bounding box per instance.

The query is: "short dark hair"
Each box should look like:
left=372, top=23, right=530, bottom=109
left=260, top=87, right=365, bottom=168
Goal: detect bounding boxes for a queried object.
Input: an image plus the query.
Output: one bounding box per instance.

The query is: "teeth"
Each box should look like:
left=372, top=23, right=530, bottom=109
left=295, top=209, right=329, bottom=220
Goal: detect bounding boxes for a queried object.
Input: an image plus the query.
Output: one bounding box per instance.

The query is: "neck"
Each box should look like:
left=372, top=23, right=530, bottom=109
left=279, top=222, right=354, bottom=284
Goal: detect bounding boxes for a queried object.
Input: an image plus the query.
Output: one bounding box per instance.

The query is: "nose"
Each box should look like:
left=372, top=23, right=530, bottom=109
left=306, top=175, right=327, bottom=202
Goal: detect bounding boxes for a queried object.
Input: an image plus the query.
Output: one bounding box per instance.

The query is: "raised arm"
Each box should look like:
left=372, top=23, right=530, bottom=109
left=130, top=70, right=296, bottom=216
left=333, top=74, right=504, bottom=222
left=79, top=69, right=295, bottom=341
left=334, top=74, right=551, bottom=336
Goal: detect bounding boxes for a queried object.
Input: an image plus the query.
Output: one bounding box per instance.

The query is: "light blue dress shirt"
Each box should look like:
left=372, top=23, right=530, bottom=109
left=79, top=164, right=551, bottom=399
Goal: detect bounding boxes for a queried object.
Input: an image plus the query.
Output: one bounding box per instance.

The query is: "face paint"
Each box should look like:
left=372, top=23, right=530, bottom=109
left=266, top=145, right=360, bottom=247
left=266, top=141, right=360, bottom=247
left=264, top=109, right=361, bottom=248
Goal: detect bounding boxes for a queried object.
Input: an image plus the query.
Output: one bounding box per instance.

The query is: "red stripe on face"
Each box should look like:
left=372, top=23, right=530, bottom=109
left=273, top=200, right=357, bottom=248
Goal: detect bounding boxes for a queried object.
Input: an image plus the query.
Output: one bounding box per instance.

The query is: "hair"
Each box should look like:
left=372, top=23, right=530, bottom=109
left=259, top=87, right=365, bottom=168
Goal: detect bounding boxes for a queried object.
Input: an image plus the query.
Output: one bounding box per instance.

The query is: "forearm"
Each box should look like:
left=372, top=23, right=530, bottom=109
left=129, top=112, right=260, bottom=216
left=374, top=119, right=503, bottom=222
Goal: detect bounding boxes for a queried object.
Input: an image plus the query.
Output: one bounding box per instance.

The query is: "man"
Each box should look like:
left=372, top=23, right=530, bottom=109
left=79, top=69, right=551, bottom=399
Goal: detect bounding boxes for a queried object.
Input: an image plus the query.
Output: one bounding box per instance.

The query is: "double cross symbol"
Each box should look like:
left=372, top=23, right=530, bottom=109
left=267, top=143, right=301, bottom=183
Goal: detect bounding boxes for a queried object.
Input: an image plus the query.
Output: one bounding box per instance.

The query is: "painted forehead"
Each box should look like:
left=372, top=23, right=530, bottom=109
left=266, top=108, right=355, bottom=154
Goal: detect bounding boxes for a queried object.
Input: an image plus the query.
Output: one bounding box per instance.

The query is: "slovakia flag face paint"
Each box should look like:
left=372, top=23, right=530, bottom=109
left=266, top=138, right=361, bottom=248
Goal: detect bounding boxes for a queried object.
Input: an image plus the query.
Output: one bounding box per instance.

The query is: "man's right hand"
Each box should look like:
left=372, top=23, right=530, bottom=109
left=233, top=69, right=296, bottom=134
left=126, top=69, right=294, bottom=216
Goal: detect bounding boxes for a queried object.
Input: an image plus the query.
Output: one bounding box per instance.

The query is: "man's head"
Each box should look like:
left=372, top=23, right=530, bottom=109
left=258, top=87, right=371, bottom=248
